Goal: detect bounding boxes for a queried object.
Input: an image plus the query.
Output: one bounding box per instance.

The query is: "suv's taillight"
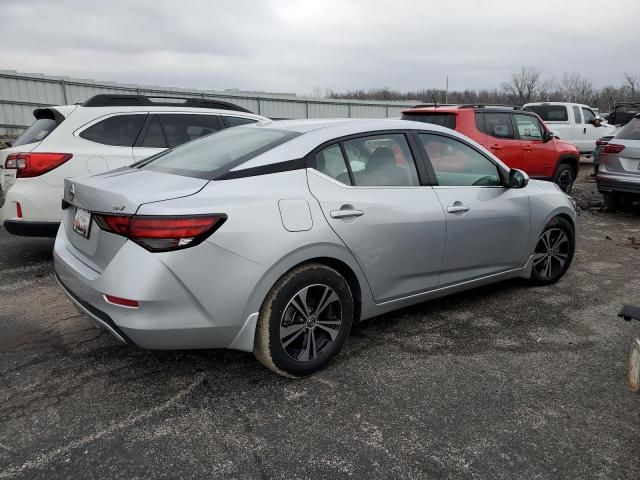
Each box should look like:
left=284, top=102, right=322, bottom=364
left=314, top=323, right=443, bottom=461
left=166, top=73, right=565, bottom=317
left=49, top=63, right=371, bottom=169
left=93, top=214, right=226, bottom=252
left=603, top=144, right=625, bottom=154
left=5, top=153, right=72, bottom=178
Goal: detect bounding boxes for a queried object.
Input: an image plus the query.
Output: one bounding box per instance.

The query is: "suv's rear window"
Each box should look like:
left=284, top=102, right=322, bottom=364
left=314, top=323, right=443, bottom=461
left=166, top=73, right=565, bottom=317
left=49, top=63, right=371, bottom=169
left=401, top=113, right=456, bottom=129
left=137, top=127, right=299, bottom=179
left=526, top=105, right=568, bottom=122
left=616, top=117, right=640, bottom=140
left=13, top=118, right=59, bottom=147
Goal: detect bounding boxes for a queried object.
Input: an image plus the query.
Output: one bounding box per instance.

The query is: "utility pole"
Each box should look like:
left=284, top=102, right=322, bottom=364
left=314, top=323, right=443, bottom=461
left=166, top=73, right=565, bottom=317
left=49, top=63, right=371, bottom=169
left=445, top=75, right=449, bottom=104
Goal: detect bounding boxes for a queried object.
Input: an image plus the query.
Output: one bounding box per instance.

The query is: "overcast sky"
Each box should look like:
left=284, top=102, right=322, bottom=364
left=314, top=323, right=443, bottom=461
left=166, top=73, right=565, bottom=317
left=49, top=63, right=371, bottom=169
left=1, top=0, right=638, bottom=95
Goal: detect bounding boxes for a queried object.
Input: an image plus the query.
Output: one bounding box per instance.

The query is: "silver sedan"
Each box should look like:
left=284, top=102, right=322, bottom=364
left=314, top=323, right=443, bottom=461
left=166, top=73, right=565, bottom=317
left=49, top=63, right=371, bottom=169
left=54, top=119, right=577, bottom=377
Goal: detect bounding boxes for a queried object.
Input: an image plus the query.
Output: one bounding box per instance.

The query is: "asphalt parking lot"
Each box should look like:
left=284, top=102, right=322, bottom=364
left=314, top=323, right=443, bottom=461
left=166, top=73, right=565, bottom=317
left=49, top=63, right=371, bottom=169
left=1, top=166, right=640, bottom=479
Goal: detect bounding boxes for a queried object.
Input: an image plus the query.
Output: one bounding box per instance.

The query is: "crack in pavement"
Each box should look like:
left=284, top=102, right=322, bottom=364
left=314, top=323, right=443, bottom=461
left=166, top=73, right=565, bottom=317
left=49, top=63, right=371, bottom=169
left=0, top=373, right=206, bottom=478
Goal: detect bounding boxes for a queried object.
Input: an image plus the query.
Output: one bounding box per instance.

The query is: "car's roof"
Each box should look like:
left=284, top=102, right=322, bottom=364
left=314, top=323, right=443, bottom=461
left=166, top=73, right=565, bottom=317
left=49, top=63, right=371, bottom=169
left=233, top=118, right=509, bottom=172
left=401, top=105, right=534, bottom=115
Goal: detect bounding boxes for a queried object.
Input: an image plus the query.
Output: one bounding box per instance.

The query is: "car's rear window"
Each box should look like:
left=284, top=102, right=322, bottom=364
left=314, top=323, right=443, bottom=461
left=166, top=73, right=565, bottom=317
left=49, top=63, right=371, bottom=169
left=526, top=105, right=568, bottom=122
left=12, top=118, right=59, bottom=147
left=401, top=112, right=456, bottom=129
left=136, top=126, right=299, bottom=179
left=616, top=117, right=640, bottom=140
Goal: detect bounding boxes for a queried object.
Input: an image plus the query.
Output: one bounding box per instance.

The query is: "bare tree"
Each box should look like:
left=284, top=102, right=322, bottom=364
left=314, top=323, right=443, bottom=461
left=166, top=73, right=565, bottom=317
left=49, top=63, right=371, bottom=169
left=623, top=73, right=639, bottom=98
left=560, top=72, right=594, bottom=104
left=501, top=67, right=541, bottom=104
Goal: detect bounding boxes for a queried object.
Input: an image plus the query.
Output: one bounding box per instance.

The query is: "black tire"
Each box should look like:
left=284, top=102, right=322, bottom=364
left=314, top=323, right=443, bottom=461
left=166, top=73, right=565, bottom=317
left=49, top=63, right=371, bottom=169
left=553, top=163, right=575, bottom=194
left=603, top=192, right=622, bottom=210
left=529, top=217, right=575, bottom=285
left=254, top=263, right=354, bottom=377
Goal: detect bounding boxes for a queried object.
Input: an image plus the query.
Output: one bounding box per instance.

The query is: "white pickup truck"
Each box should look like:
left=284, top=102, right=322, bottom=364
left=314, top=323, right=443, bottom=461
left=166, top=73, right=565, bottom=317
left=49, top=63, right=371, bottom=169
left=524, top=102, right=617, bottom=153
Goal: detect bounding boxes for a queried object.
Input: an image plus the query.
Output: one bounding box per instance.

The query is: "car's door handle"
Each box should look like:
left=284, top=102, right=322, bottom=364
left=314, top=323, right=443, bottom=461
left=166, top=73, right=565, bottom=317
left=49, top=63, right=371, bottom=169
left=523, top=145, right=532, bottom=151
left=447, top=204, right=470, bottom=214
left=583, top=127, right=587, bottom=134
left=330, top=209, right=364, bottom=219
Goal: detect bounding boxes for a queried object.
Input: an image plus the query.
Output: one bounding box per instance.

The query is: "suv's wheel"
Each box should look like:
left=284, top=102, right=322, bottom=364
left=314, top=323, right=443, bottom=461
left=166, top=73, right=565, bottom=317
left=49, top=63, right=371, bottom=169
left=254, top=263, right=354, bottom=377
left=553, top=164, right=575, bottom=194
left=530, top=217, right=575, bottom=285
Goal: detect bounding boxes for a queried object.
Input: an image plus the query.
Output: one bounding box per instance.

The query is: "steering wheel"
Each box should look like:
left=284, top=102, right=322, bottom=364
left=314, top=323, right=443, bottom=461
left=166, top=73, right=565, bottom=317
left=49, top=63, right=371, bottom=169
left=472, top=175, right=497, bottom=186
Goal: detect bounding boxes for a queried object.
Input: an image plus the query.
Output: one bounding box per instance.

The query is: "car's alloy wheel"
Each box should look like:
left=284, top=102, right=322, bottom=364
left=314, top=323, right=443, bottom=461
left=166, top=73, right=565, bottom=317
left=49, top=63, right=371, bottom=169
left=254, top=263, right=354, bottom=377
left=280, top=284, right=342, bottom=362
left=533, top=228, right=570, bottom=279
left=530, top=217, right=575, bottom=285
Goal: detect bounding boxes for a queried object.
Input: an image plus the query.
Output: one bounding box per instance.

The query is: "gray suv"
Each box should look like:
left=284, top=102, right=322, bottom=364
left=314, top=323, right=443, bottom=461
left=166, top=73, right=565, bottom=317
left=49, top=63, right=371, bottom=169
left=597, top=113, right=640, bottom=207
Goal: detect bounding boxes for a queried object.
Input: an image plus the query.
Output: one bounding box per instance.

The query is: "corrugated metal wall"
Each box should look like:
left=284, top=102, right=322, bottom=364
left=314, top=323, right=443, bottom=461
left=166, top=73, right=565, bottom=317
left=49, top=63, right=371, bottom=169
left=0, top=70, right=415, bottom=138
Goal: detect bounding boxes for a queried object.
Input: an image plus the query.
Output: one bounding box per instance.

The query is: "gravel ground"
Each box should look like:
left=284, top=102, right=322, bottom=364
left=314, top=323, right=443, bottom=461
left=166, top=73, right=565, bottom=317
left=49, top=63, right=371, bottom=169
left=1, top=166, right=639, bottom=479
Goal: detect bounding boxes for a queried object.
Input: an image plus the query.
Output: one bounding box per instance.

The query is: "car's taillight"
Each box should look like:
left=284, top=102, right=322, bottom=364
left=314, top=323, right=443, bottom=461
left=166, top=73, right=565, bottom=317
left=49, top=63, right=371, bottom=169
left=603, top=144, right=625, bottom=154
left=93, top=214, right=226, bottom=252
left=5, top=153, right=72, bottom=178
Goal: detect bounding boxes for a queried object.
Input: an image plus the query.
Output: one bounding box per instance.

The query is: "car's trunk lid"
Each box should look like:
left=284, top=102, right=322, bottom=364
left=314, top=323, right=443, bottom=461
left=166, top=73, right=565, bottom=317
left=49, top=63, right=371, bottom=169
left=63, top=167, right=208, bottom=271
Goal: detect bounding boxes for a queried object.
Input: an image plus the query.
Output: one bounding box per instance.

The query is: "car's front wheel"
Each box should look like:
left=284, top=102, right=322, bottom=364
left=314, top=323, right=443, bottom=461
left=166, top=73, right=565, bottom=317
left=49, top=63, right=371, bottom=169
left=254, top=263, right=354, bottom=377
left=529, top=217, right=575, bottom=285
left=553, top=164, right=575, bottom=194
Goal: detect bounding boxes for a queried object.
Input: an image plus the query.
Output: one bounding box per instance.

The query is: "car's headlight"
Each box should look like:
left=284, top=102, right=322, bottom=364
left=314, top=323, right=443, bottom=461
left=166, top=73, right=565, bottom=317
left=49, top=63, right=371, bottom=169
left=566, top=195, right=577, bottom=211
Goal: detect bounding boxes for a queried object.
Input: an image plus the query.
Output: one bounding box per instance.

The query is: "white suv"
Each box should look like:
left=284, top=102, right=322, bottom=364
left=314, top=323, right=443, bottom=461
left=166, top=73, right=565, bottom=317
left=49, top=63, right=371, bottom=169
left=0, top=94, right=268, bottom=236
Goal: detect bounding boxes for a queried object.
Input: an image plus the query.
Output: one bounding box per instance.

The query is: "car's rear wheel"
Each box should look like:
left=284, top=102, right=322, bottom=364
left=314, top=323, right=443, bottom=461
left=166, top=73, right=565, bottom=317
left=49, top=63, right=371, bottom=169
left=529, top=217, right=575, bottom=285
left=553, top=164, right=574, bottom=194
left=254, top=263, right=354, bottom=377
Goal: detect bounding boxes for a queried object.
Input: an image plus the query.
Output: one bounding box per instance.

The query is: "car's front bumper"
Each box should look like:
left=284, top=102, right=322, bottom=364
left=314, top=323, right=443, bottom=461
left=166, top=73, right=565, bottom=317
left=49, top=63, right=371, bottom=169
left=596, top=172, right=640, bottom=195
left=53, top=222, right=266, bottom=351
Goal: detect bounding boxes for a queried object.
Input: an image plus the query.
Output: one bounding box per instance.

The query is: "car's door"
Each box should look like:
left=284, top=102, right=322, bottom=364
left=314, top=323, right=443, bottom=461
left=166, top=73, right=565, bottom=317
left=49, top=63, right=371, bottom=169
left=77, top=113, right=147, bottom=171
left=513, top=113, right=556, bottom=178
left=307, top=132, right=447, bottom=302
left=478, top=112, right=523, bottom=169
left=417, top=132, right=531, bottom=286
left=132, top=113, right=224, bottom=162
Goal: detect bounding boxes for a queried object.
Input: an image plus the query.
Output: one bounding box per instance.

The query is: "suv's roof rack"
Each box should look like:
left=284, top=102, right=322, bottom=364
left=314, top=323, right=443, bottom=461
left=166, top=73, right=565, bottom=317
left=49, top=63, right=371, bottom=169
left=409, top=103, right=459, bottom=109
left=82, top=94, right=253, bottom=113
left=459, top=104, right=526, bottom=110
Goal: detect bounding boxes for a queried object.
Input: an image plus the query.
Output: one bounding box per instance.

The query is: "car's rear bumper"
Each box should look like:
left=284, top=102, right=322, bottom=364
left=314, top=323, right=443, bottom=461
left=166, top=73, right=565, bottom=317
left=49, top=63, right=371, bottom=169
left=53, top=221, right=265, bottom=351
left=596, top=173, right=640, bottom=195
left=3, top=220, right=60, bottom=237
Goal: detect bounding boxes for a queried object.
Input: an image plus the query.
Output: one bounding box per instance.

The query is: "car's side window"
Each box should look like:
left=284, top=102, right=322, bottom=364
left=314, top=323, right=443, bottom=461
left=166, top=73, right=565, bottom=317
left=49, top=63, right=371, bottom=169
left=514, top=114, right=543, bottom=140
left=483, top=113, right=515, bottom=139
left=573, top=106, right=583, bottom=124
left=342, top=134, right=420, bottom=187
left=158, top=114, right=223, bottom=148
left=223, top=116, right=258, bottom=127
left=314, top=144, right=352, bottom=185
left=140, top=115, right=168, bottom=148
left=419, top=133, right=502, bottom=187
left=79, top=114, right=146, bottom=147
left=582, top=108, right=595, bottom=124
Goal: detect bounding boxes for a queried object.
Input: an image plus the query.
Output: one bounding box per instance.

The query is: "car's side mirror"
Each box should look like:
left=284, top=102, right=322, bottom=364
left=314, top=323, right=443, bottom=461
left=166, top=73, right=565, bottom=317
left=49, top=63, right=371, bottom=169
left=593, top=116, right=602, bottom=127
left=542, top=130, right=553, bottom=143
left=508, top=168, right=529, bottom=189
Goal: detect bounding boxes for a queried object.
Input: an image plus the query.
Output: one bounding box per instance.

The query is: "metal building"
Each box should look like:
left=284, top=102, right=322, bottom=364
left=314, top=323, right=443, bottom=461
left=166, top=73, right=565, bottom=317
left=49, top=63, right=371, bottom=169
left=0, top=70, right=416, bottom=139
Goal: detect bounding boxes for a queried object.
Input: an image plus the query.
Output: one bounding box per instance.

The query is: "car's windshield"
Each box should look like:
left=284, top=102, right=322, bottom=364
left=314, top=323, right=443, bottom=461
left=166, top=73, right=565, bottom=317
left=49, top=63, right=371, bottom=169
left=401, top=112, right=456, bottom=129
left=12, top=118, right=59, bottom=147
left=137, top=126, right=300, bottom=179
left=616, top=117, right=640, bottom=141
